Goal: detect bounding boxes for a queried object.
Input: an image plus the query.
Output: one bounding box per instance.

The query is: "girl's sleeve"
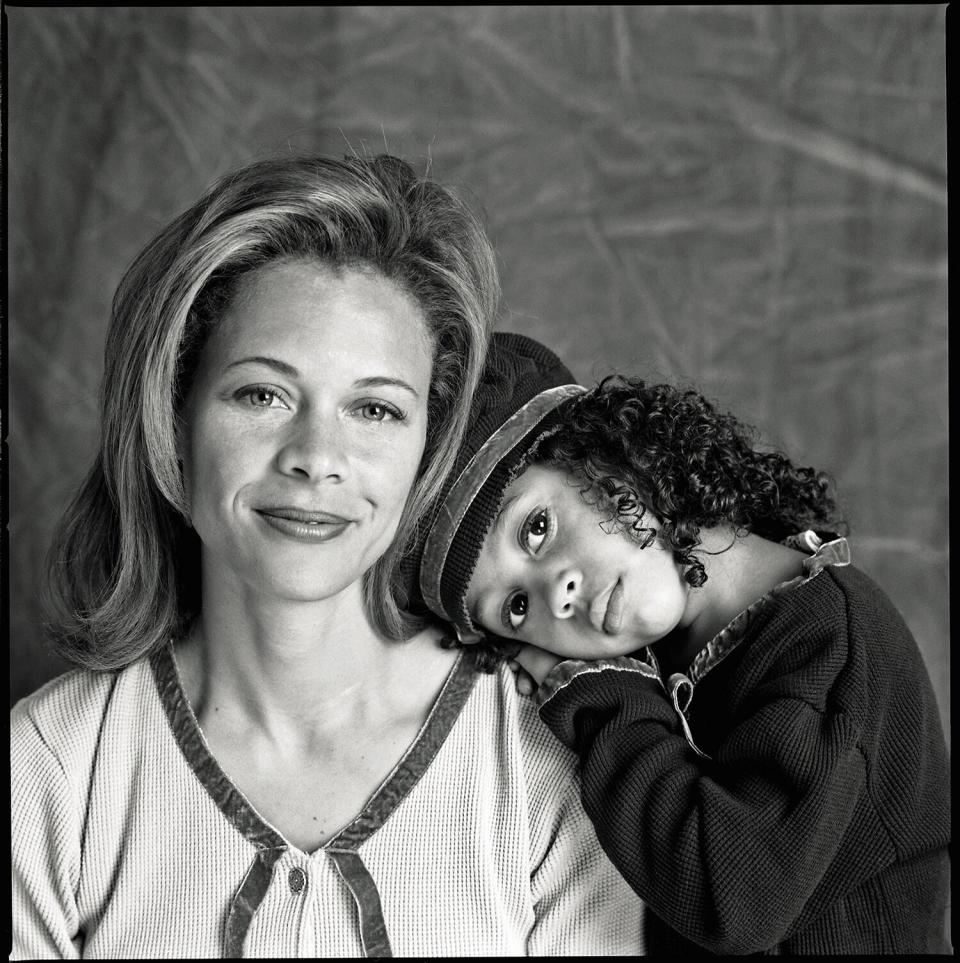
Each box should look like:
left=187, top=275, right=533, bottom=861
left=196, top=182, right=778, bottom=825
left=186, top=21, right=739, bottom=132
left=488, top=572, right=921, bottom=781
left=11, top=709, right=84, bottom=959
left=537, top=647, right=865, bottom=955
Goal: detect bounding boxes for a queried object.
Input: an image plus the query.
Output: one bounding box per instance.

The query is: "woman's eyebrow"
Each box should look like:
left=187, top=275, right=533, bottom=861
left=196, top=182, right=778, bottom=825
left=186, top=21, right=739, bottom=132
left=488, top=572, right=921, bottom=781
left=226, top=356, right=299, bottom=377
left=222, top=363, right=419, bottom=398
left=353, top=376, right=421, bottom=398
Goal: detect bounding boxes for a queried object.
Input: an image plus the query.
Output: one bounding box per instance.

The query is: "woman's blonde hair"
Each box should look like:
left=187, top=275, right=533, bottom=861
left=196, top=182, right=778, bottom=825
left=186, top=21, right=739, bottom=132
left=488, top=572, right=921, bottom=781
left=45, top=154, right=498, bottom=670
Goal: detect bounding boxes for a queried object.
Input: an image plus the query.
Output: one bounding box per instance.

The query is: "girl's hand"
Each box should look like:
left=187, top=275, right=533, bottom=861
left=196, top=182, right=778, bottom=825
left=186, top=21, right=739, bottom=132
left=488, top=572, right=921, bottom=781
left=507, top=643, right=565, bottom=695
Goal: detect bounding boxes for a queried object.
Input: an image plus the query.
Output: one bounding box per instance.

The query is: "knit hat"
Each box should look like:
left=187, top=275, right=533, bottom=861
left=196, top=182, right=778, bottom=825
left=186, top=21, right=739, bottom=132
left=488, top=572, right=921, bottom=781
left=414, top=332, right=584, bottom=641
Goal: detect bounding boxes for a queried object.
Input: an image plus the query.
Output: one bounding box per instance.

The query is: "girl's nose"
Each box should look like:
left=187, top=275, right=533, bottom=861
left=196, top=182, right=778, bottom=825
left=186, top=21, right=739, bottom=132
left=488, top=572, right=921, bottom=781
left=276, top=413, right=349, bottom=481
left=547, top=567, right=582, bottom=620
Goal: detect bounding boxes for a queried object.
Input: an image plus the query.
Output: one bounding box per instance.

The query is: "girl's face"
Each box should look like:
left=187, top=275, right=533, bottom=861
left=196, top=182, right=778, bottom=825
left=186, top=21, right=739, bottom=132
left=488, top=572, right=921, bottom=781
left=466, top=464, right=691, bottom=659
left=181, top=259, right=433, bottom=606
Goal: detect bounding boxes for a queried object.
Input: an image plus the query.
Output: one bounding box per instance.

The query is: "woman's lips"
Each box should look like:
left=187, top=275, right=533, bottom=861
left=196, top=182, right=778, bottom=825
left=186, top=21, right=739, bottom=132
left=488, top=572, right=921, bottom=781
left=256, top=508, right=353, bottom=542
left=602, top=579, right=625, bottom=634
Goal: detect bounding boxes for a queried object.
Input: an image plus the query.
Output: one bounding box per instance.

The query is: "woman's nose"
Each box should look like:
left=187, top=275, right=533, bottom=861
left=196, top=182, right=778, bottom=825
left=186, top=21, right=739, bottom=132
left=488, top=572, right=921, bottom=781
left=276, top=412, right=349, bottom=481
left=546, top=567, right=582, bottom=620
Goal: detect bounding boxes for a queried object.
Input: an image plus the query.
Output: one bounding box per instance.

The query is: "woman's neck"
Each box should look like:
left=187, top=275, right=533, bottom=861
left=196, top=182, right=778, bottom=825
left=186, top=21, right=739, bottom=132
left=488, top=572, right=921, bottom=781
left=172, top=569, right=460, bottom=854
left=175, top=571, right=450, bottom=746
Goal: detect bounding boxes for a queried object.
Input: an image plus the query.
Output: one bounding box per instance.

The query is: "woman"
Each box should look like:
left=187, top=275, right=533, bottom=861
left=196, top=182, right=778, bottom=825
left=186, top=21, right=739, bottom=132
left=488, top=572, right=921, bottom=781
left=11, top=155, right=642, bottom=957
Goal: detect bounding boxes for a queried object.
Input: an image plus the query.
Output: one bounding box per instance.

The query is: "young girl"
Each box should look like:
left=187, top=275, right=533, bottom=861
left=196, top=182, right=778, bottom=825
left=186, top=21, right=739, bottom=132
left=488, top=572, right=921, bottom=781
left=417, top=370, right=952, bottom=955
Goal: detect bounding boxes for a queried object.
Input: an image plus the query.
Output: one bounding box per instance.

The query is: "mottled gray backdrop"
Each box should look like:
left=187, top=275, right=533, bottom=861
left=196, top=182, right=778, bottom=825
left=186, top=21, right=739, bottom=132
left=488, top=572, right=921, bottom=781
left=7, top=6, right=948, bottom=741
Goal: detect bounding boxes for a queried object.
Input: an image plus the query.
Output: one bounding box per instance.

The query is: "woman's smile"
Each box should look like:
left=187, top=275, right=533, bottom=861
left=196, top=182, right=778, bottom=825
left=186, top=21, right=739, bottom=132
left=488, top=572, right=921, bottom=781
left=255, top=507, right=354, bottom=542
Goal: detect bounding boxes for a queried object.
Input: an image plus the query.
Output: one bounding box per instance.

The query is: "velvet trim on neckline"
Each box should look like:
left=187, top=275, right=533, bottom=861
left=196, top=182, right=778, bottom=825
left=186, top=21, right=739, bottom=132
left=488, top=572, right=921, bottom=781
left=150, top=642, right=479, bottom=855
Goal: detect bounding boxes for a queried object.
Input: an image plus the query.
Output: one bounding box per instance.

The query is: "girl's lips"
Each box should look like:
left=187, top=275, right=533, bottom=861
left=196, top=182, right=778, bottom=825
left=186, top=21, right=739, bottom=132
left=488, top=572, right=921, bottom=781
left=602, top=579, right=625, bottom=635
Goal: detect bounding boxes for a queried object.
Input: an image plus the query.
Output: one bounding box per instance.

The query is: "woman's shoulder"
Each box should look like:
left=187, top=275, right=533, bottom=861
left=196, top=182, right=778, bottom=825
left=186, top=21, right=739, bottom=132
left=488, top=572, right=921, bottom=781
left=467, top=660, right=580, bottom=782
left=12, top=664, right=116, bottom=730
left=11, top=657, right=155, bottom=776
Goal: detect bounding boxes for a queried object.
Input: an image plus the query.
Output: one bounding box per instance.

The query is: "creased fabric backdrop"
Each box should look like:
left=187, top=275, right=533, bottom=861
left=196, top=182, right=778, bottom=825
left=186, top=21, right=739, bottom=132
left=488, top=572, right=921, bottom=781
left=6, top=5, right=948, bottom=740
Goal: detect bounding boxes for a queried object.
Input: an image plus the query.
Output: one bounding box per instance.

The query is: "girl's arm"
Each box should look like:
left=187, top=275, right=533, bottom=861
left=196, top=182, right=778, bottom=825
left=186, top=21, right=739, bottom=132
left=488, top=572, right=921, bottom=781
left=535, top=637, right=866, bottom=953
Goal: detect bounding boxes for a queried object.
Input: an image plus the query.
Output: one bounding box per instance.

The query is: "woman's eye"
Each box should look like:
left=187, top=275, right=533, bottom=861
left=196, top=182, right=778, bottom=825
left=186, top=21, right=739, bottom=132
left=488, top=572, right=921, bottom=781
left=357, top=401, right=405, bottom=422
left=238, top=386, right=288, bottom=409
left=521, top=508, right=551, bottom=554
left=502, top=591, right=529, bottom=631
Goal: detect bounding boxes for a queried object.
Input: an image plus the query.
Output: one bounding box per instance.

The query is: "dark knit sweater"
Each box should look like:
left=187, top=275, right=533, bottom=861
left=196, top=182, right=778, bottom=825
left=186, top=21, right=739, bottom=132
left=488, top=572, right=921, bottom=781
left=538, top=563, right=951, bottom=955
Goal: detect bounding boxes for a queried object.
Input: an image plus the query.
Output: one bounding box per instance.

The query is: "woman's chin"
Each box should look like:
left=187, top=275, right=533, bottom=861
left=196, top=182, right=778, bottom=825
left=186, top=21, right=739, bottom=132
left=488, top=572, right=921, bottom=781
left=242, top=569, right=366, bottom=607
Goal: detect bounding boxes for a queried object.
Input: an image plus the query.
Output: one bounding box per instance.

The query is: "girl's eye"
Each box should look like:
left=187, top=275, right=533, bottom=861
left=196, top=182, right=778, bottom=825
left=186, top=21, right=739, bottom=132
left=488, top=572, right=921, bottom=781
left=501, top=591, right=529, bottom=632
left=520, top=507, right=552, bottom=555
left=357, top=401, right=405, bottom=422
left=238, top=385, right=288, bottom=409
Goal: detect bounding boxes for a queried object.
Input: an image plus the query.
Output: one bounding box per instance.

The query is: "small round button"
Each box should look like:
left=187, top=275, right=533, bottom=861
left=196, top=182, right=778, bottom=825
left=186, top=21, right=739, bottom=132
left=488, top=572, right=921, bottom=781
left=288, top=867, right=307, bottom=894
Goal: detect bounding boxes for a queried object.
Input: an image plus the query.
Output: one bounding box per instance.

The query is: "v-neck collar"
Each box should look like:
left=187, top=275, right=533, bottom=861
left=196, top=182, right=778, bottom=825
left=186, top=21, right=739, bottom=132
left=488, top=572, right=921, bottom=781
left=150, top=642, right=479, bottom=855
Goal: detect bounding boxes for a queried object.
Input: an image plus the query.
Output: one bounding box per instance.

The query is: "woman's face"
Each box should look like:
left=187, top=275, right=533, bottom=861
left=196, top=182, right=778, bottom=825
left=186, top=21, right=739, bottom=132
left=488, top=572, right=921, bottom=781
left=466, top=464, right=691, bottom=659
left=181, top=259, right=433, bottom=606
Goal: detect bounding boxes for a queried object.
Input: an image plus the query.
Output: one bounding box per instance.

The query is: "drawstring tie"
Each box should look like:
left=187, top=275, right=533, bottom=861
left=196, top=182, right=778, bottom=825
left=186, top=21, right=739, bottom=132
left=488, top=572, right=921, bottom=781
left=667, top=673, right=710, bottom=759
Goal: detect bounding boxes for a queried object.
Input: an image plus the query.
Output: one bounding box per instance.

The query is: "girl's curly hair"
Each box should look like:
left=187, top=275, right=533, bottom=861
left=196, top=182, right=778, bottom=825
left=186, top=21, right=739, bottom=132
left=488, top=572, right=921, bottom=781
left=469, top=375, right=847, bottom=670
left=537, top=375, right=846, bottom=584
